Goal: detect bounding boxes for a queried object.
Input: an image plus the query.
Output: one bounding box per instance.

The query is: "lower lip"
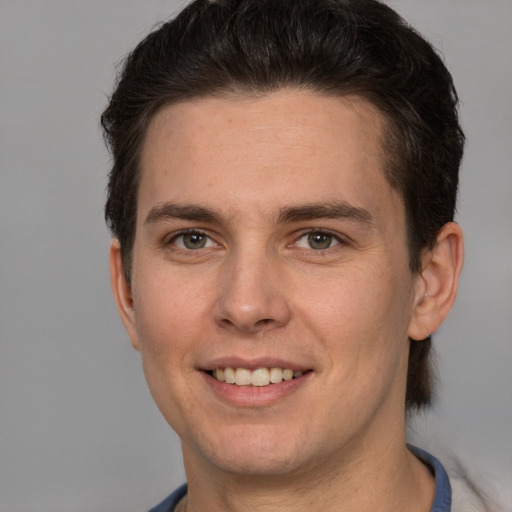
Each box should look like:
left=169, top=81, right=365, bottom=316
left=201, top=371, right=312, bottom=407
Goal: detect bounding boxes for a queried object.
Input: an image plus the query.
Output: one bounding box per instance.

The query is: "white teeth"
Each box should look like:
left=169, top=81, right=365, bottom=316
left=251, top=368, right=270, bottom=386
left=224, top=367, right=235, bottom=384
left=283, top=369, right=293, bottom=381
left=269, top=367, right=283, bottom=384
left=211, top=367, right=306, bottom=386
left=235, top=368, right=252, bottom=386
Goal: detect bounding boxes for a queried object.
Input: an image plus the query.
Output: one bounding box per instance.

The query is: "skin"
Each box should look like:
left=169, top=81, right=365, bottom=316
left=110, top=90, right=464, bottom=511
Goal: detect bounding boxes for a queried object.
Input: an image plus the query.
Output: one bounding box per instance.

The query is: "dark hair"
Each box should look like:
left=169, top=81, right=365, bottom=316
left=101, top=0, right=464, bottom=410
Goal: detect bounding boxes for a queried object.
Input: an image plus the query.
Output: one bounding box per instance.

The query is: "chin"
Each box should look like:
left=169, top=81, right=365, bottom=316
left=184, top=424, right=314, bottom=477
left=208, top=450, right=307, bottom=478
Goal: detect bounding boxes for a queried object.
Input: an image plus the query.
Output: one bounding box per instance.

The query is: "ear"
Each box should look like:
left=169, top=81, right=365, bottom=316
left=109, top=239, right=140, bottom=351
left=408, top=222, right=464, bottom=341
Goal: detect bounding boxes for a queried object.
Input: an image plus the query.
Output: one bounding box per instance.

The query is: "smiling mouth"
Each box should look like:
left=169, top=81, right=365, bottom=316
left=206, top=367, right=311, bottom=387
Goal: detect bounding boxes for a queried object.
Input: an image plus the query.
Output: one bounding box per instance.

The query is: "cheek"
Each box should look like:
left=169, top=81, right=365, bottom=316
left=132, top=260, right=211, bottom=343
left=300, top=262, right=414, bottom=376
left=130, top=269, right=211, bottom=429
left=304, top=260, right=412, bottom=329
left=309, top=270, right=413, bottom=424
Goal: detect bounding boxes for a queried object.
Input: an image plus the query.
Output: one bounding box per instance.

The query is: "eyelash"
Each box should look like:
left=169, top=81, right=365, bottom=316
left=165, top=228, right=346, bottom=253
left=166, top=229, right=219, bottom=252
left=291, top=229, right=346, bottom=251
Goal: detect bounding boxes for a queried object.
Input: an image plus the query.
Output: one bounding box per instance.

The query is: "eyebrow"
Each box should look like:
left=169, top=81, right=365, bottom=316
left=277, top=201, right=374, bottom=225
left=144, top=203, right=223, bottom=225
left=144, top=200, right=374, bottom=227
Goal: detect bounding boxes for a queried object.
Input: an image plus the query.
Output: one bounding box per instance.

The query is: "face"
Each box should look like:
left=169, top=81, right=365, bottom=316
left=114, top=91, right=426, bottom=479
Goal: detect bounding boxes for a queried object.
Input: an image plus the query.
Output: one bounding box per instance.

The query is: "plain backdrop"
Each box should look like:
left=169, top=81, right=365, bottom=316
left=1, top=1, right=511, bottom=511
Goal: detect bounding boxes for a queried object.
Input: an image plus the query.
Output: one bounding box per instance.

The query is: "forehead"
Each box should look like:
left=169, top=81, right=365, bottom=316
left=138, top=90, right=397, bottom=223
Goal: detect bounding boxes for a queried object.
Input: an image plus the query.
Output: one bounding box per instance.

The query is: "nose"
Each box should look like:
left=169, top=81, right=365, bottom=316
left=214, top=251, right=292, bottom=335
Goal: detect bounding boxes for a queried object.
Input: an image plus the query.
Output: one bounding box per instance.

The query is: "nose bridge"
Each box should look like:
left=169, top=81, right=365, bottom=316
left=214, top=243, right=290, bottom=333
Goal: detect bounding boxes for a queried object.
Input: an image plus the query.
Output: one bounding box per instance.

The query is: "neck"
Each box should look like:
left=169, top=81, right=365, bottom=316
left=182, top=438, right=434, bottom=512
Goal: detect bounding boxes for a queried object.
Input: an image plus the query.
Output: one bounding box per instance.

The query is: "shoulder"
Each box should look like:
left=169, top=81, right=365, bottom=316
left=450, top=473, right=506, bottom=512
left=451, top=476, right=484, bottom=512
left=410, top=444, right=504, bottom=512
left=147, top=484, right=188, bottom=512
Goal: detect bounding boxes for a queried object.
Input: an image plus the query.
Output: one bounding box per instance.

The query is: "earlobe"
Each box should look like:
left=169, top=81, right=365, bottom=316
left=109, top=240, right=140, bottom=351
left=408, top=222, right=464, bottom=341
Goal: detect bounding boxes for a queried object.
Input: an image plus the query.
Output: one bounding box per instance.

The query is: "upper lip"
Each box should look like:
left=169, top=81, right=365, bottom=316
left=200, top=357, right=311, bottom=372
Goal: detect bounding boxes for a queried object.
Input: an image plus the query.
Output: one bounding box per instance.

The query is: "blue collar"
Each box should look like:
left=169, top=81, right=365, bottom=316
left=408, top=445, right=452, bottom=511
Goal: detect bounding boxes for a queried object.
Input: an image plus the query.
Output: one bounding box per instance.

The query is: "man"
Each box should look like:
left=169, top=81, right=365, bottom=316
left=102, top=1, right=468, bottom=510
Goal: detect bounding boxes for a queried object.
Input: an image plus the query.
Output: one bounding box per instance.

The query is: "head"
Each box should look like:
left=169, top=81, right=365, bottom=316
left=102, top=0, right=464, bottom=411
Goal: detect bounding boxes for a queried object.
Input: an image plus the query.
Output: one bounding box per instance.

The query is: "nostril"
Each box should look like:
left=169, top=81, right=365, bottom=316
left=217, top=316, right=277, bottom=334
left=214, top=291, right=292, bottom=333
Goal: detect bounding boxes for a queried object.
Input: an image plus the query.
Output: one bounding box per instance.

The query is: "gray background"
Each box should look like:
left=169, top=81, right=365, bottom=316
left=0, top=1, right=510, bottom=511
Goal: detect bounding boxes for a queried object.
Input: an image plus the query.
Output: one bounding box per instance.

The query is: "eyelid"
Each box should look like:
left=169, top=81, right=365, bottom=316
left=166, top=228, right=219, bottom=248
left=291, top=228, right=347, bottom=249
left=163, top=227, right=348, bottom=250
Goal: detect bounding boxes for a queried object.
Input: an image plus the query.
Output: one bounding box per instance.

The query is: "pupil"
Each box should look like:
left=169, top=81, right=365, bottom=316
left=308, top=233, right=332, bottom=249
left=184, top=233, right=206, bottom=249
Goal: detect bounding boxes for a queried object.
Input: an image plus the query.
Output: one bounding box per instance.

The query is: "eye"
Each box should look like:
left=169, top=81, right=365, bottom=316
left=170, top=231, right=216, bottom=250
left=295, top=231, right=341, bottom=250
